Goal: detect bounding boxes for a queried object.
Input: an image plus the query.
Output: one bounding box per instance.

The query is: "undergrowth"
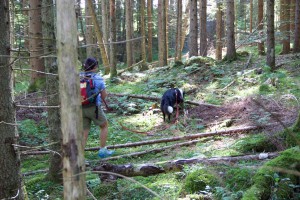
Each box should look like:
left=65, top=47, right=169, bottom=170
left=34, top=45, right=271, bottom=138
left=19, top=49, right=300, bottom=199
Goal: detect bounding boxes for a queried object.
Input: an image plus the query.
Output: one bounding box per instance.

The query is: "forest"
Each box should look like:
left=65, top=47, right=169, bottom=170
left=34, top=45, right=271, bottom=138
left=0, top=0, right=300, bottom=199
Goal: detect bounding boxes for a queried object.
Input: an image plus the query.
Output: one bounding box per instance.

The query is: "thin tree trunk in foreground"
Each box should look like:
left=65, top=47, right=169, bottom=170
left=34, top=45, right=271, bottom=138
left=57, top=0, right=86, bottom=199
left=93, top=152, right=279, bottom=178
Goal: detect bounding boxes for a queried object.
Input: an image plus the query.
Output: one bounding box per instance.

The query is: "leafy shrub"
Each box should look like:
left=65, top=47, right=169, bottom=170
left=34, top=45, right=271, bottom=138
left=183, top=168, right=219, bottom=194
left=19, top=119, right=48, bottom=146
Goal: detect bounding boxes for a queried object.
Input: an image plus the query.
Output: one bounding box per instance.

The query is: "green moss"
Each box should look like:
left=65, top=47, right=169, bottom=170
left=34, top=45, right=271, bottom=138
left=184, top=56, right=215, bottom=67
left=279, top=128, right=300, bottom=147
left=242, top=147, right=300, bottom=200
left=225, top=167, right=254, bottom=192
left=233, top=134, right=278, bottom=153
left=183, top=168, right=219, bottom=194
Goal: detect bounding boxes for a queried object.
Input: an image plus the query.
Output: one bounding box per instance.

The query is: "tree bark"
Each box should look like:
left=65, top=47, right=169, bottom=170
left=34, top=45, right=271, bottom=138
left=29, top=0, right=45, bottom=83
left=281, top=0, right=291, bottom=54
left=125, top=0, right=134, bottom=68
left=188, top=0, right=198, bottom=57
left=0, top=1, right=24, bottom=199
left=101, top=0, right=110, bottom=61
left=294, top=0, right=300, bottom=52
left=42, top=0, right=62, bottom=183
left=215, top=2, right=223, bottom=60
left=147, top=0, right=153, bottom=62
left=85, top=0, right=94, bottom=57
left=87, top=0, right=110, bottom=74
left=110, top=0, right=117, bottom=78
left=158, top=0, right=168, bottom=66
left=199, top=0, right=207, bottom=57
left=250, top=0, right=253, bottom=33
left=56, top=0, right=86, bottom=199
left=175, top=0, right=183, bottom=61
left=257, top=0, right=265, bottom=55
left=181, top=1, right=190, bottom=53
left=93, top=152, right=279, bottom=178
left=140, top=0, right=148, bottom=70
left=266, top=0, right=275, bottom=70
left=225, top=0, right=236, bottom=60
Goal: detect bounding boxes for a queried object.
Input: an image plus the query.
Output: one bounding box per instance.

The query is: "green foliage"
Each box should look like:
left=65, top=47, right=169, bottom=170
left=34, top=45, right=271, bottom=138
left=15, top=80, right=30, bottom=95
left=18, top=119, right=48, bottom=146
left=183, top=168, right=219, bottom=194
left=233, top=134, right=278, bottom=153
left=243, top=147, right=300, bottom=200
left=28, top=77, right=46, bottom=93
left=214, top=187, right=244, bottom=200
left=224, top=167, right=254, bottom=192
left=25, top=174, right=63, bottom=199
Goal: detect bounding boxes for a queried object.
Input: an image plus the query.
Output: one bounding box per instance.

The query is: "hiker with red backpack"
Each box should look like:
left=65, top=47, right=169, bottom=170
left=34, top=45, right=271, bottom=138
left=80, top=57, right=114, bottom=158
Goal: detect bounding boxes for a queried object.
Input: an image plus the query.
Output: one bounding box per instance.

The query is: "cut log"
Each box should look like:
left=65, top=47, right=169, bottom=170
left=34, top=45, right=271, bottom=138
left=98, top=139, right=203, bottom=162
left=108, top=93, right=220, bottom=107
left=93, top=152, right=279, bottom=178
left=20, top=125, right=259, bottom=155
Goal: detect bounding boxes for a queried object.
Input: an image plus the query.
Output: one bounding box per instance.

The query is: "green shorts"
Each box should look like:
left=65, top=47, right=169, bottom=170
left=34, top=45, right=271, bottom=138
left=82, top=105, right=107, bottom=130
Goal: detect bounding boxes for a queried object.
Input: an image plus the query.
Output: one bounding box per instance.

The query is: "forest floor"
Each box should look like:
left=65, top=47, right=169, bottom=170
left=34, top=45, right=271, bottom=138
left=16, top=50, right=300, bottom=199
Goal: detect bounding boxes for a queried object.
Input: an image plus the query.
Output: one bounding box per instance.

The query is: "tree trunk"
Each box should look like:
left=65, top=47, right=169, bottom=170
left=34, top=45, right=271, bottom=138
left=215, top=2, right=223, bottom=60
left=125, top=0, right=133, bottom=68
left=294, top=0, right=300, bottom=52
left=181, top=1, right=190, bottom=53
left=140, top=0, right=148, bottom=70
left=93, top=152, right=279, bottom=178
left=29, top=0, right=45, bottom=83
left=250, top=0, right=253, bottom=33
left=85, top=0, right=95, bottom=57
left=56, top=0, right=86, bottom=199
left=225, top=0, right=236, bottom=60
left=266, top=0, right=275, bottom=70
left=101, top=0, right=110, bottom=61
left=188, top=0, right=198, bottom=57
left=199, top=0, right=207, bottom=57
left=0, top=1, right=24, bottom=199
left=147, top=0, right=153, bottom=62
left=42, top=0, right=62, bottom=183
left=87, top=0, right=110, bottom=74
left=281, top=0, right=291, bottom=54
left=158, top=0, right=168, bottom=66
left=76, top=0, right=86, bottom=62
left=175, top=0, right=183, bottom=61
left=110, top=0, right=117, bottom=78
left=257, top=0, right=265, bottom=55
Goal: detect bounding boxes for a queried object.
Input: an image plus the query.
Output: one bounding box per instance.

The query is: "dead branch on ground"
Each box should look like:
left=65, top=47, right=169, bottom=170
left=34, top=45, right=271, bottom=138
left=93, top=152, right=279, bottom=178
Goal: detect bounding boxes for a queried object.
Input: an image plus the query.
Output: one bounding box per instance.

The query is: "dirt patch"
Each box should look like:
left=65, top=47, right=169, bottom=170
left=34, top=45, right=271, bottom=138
left=15, top=92, right=47, bottom=122
left=187, top=96, right=298, bottom=133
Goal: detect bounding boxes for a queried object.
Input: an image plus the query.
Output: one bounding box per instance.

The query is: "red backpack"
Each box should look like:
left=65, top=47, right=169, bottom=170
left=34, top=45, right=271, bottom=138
left=80, top=76, right=97, bottom=105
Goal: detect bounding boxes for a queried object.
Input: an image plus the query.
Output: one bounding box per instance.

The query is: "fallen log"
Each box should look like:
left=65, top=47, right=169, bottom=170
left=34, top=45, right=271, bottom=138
left=117, top=60, right=144, bottom=76
left=93, top=152, right=279, bottom=178
left=20, top=125, right=259, bottom=155
left=108, top=92, right=220, bottom=107
left=98, top=139, right=203, bottom=162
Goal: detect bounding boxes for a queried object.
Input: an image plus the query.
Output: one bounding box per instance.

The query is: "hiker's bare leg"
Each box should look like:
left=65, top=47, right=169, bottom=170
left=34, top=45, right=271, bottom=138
left=83, top=129, right=90, bottom=147
left=99, top=121, right=108, bottom=148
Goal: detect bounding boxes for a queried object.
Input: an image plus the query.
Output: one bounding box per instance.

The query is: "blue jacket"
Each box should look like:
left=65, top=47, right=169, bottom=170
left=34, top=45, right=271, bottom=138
left=80, top=72, right=106, bottom=106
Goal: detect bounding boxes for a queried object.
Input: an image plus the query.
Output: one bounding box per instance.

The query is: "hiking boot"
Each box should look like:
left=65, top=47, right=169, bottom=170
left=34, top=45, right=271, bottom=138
left=98, top=147, right=114, bottom=158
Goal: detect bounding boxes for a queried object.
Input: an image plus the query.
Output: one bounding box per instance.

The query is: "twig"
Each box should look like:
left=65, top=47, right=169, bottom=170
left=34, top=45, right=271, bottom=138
left=15, top=105, right=60, bottom=108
